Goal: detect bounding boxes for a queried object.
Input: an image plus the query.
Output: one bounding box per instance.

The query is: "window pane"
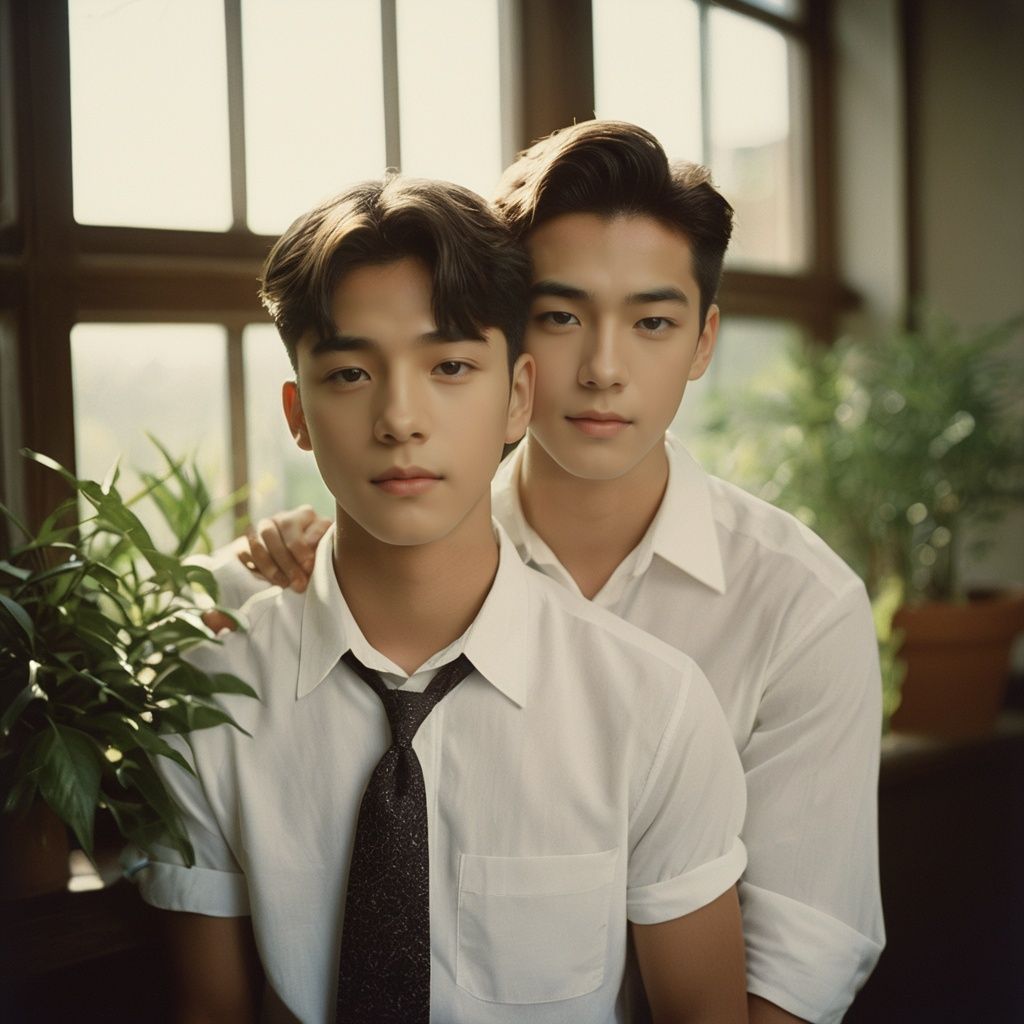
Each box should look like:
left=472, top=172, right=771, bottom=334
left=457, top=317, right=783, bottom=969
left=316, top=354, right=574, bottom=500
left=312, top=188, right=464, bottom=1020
left=243, top=325, right=333, bottom=521
left=68, top=0, right=232, bottom=230
left=396, top=0, right=503, bottom=199
left=671, top=318, right=802, bottom=462
left=71, top=324, right=232, bottom=546
left=709, top=8, right=809, bottom=270
left=592, top=0, right=702, bottom=162
left=242, top=0, right=387, bottom=235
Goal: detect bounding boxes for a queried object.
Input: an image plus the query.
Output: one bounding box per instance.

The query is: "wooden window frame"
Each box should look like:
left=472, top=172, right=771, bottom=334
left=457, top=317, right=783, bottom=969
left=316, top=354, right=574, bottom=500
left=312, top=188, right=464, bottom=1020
left=2, top=0, right=848, bottom=532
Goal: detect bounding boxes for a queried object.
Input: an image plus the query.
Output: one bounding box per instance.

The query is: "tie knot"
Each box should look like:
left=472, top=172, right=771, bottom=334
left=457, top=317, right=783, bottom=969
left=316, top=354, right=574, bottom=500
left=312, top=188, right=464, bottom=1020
left=382, top=690, right=434, bottom=747
left=341, top=650, right=475, bottom=751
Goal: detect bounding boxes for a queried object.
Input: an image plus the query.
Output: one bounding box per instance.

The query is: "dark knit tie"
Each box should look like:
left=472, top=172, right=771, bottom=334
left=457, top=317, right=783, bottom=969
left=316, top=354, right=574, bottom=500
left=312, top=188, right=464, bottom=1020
left=336, top=649, right=474, bottom=1024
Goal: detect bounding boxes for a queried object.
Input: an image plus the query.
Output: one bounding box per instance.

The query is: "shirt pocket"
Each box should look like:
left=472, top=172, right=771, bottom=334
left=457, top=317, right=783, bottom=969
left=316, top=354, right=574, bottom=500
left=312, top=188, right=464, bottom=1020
left=455, top=848, right=619, bottom=1004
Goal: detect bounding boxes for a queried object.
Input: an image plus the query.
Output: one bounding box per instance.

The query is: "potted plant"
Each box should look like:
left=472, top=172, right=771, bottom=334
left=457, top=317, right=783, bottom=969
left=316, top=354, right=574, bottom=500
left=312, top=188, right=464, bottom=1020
left=699, top=312, right=1024, bottom=735
left=0, top=443, right=255, bottom=898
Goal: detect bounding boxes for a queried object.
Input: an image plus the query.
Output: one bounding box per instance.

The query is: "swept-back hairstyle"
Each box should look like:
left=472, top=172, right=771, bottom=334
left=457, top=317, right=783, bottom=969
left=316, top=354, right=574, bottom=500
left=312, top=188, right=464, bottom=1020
left=494, top=120, right=734, bottom=327
left=260, top=176, right=531, bottom=370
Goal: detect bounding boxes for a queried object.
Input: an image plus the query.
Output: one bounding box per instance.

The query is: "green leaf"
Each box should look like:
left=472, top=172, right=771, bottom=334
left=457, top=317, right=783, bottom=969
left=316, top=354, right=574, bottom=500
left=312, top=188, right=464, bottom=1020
left=158, top=698, right=248, bottom=736
left=0, top=559, right=31, bottom=582
left=1, top=665, right=48, bottom=736
left=114, top=758, right=196, bottom=865
left=130, top=726, right=196, bottom=776
left=0, top=498, right=32, bottom=543
left=34, top=722, right=103, bottom=857
left=0, top=593, right=34, bottom=643
left=207, top=672, right=259, bottom=699
left=101, top=457, right=122, bottom=496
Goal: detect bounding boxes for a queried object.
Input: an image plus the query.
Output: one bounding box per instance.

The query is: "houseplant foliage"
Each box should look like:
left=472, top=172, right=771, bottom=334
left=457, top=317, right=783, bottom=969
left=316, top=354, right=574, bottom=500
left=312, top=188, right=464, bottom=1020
left=0, top=443, right=256, bottom=867
left=699, top=312, right=1024, bottom=728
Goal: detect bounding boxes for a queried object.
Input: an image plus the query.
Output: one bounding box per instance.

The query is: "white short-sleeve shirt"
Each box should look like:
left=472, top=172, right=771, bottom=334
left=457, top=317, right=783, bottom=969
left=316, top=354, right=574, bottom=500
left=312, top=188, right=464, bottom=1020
left=141, top=524, right=746, bottom=1024
left=491, top=435, right=885, bottom=1024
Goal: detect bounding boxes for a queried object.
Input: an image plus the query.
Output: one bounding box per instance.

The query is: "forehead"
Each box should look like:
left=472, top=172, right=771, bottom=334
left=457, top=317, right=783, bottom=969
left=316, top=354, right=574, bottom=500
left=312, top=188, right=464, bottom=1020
left=328, top=257, right=435, bottom=325
left=525, top=213, right=697, bottom=294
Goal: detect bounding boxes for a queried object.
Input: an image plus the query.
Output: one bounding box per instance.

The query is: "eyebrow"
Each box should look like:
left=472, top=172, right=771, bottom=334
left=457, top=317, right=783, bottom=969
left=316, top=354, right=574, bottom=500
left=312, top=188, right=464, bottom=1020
left=530, top=280, right=590, bottom=302
left=530, top=280, right=689, bottom=306
left=625, top=287, right=689, bottom=306
left=310, top=330, right=487, bottom=356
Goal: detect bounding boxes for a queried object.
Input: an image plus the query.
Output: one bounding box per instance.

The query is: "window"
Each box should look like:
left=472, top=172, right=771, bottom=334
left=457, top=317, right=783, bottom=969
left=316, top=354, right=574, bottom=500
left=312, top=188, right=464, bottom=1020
left=594, top=0, right=836, bottom=449
left=57, top=0, right=510, bottom=530
left=7, top=0, right=840, bottom=530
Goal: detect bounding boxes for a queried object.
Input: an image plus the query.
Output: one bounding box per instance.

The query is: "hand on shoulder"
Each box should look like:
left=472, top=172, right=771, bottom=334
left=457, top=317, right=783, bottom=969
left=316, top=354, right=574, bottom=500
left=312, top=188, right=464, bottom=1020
left=200, top=505, right=332, bottom=633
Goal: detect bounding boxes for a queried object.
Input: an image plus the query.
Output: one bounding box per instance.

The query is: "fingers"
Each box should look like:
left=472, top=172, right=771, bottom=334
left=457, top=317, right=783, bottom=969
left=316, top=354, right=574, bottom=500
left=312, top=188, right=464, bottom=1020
left=238, top=506, right=331, bottom=593
left=202, top=609, right=239, bottom=634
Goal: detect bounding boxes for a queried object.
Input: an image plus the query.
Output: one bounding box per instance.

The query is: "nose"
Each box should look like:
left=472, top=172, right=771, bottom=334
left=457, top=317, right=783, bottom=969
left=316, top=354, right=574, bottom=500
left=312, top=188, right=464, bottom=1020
left=578, top=322, right=628, bottom=390
left=373, top=371, right=428, bottom=445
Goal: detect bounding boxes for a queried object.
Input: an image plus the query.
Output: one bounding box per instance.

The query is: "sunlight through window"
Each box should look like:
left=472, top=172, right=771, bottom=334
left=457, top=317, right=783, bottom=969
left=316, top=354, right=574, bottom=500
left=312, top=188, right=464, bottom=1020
left=69, top=0, right=232, bottom=230
left=241, top=0, right=387, bottom=235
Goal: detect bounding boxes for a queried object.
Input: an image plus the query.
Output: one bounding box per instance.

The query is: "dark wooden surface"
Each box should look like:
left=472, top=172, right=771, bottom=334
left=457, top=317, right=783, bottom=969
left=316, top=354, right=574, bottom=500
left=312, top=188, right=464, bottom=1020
left=845, top=713, right=1024, bottom=1023
left=3, top=715, right=1023, bottom=1023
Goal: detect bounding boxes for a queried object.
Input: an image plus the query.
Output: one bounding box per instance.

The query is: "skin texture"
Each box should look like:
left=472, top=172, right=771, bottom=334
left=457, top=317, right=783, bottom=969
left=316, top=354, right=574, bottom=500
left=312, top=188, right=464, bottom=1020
left=283, top=256, right=534, bottom=672
left=632, top=888, right=748, bottom=1024
left=518, top=213, right=719, bottom=598
left=160, top=911, right=263, bottom=1023
left=217, top=221, right=801, bottom=1021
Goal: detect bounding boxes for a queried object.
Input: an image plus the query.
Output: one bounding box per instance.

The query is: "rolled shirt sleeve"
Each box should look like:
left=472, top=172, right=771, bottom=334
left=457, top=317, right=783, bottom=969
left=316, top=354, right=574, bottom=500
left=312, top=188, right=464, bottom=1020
left=739, top=580, right=885, bottom=1022
left=627, top=662, right=748, bottom=924
left=136, top=721, right=251, bottom=918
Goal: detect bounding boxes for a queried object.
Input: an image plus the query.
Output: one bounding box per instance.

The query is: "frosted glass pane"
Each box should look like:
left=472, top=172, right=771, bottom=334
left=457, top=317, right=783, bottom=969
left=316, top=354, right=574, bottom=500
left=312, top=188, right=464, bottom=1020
left=593, top=0, right=702, bottom=162
left=396, top=0, right=503, bottom=199
left=71, top=324, right=232, bottom=546
left=242, top=0, right=387, bottom=235
left=709, top=8, right=809, bottom=270
left=243, top=325, right=333, bottom=521
left=671, top=318, right=802, bottom=459
left=69, top=0, right=232, bottom=230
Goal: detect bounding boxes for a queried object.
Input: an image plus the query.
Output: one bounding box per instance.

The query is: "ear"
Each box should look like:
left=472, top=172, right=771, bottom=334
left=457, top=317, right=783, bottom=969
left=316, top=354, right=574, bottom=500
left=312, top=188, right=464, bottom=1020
left=688, top=303, right=720, bottom=381
left=282, top=380, right=313, bottom=451
left=504, top=353, right=535, bottom=444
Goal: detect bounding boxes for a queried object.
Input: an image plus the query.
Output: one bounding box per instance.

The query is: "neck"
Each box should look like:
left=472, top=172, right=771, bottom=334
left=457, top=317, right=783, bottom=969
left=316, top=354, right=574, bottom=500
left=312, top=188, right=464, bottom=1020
left=519, top=434, right=669, bottom=599
left=333, top=509, right=499, bottom=675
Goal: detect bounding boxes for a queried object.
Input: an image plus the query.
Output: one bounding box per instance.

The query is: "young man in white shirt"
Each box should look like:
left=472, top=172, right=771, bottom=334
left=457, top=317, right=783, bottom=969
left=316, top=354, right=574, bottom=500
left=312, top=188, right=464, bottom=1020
left=142, top=175, right=750, bottom=1023
left=225, top=122, right=886, bottom=1024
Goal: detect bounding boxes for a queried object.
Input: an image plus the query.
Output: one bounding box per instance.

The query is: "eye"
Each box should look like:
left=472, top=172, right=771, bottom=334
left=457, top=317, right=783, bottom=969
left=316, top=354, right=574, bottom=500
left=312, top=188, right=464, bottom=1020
left=636, top=316, right=674, bottom=334
left=434, top=360, right=471, bottom=378
left=328, top=367, right=368, bottom=384
left=537, top=310, right=580, bottom=328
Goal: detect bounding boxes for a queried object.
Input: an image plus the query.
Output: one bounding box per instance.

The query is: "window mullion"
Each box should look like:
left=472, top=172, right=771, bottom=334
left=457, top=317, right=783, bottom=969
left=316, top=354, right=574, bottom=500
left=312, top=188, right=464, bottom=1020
left=226, top=327, right=250, bottom=525
left=224, top=0, right=248, bottom=231
left=698, top=0, right=712, bottom=166
left=380, top=0, right=402, bottom=169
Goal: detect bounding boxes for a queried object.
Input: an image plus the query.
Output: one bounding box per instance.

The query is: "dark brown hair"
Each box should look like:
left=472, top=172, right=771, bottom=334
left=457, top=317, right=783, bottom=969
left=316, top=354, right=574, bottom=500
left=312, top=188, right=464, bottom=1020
left=494, top=120, right=734, bottom=327
left=260, top=176, right=531, bottom=370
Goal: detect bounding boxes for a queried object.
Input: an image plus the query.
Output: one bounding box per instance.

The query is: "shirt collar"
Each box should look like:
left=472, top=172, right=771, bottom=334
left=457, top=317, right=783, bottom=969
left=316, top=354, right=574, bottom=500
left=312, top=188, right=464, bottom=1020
left=296, top=523, right=530, bottom=706
left=492, top=434, right=726, bottom=595
left=648, top=434, right=726, bottom=594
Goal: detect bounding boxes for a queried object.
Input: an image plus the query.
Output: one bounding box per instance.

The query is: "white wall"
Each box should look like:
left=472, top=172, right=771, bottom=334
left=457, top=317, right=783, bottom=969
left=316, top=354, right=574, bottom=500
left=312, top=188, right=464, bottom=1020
left=834, top=0, right=1024, bottom=591
left=915, top=0, right=1024, bottom=589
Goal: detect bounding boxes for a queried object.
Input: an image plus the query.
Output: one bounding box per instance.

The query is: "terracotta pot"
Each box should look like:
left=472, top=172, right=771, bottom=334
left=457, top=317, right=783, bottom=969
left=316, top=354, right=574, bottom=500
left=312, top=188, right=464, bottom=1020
left=890, top=590, right=1024, bottom=738
left=0, top=800, right=71, bottom=900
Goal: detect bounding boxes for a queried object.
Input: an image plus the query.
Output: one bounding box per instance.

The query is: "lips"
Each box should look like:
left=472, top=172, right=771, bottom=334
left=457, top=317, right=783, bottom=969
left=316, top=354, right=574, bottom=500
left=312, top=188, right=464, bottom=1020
left=565, top=411, right=632, bottom=438
left=371, top=466, right=442, bottom=496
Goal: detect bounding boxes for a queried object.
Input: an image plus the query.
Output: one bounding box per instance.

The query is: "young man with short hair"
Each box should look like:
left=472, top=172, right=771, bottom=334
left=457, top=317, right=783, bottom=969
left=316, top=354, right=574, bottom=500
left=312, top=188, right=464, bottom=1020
left=142, top=175, right=750, bottom=1023
left=229, top=123, right=885, bottom=1024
